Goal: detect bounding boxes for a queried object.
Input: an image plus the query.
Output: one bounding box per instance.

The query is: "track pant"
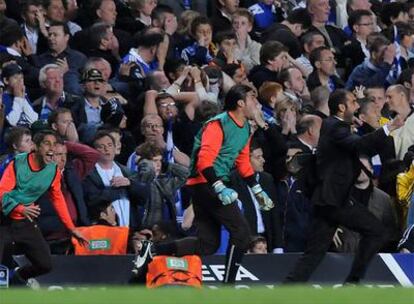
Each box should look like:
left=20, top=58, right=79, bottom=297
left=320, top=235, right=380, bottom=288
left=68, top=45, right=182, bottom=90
left=0, top=219, right=52, bottom=281
left=155, top=183, right=251, bottom=283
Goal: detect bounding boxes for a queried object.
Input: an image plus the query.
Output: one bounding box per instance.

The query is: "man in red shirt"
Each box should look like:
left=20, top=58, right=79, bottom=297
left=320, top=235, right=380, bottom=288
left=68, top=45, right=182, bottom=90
left=133, top=84, right=274, bottom=284
left=0, top=130, right=87, bottom=287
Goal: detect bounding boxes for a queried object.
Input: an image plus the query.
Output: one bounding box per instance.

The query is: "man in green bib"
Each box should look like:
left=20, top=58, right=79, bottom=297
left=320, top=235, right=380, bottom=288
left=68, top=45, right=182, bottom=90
left=133, top=84, right=274, bottom=284
left=0, top=130, right=87, bottom=287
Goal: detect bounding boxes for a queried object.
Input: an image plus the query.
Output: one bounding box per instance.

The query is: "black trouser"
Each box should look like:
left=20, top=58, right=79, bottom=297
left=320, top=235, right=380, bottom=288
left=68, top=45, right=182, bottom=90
left=155, top=183, right=251, bottom=283
left=285, top=202, right=385, bottom=283
left=0, top=219, right=52, bottom=281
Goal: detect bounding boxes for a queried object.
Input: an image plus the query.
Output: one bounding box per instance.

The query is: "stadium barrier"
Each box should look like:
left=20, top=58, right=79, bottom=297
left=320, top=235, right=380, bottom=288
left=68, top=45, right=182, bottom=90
left=11, top=253, right=414, bottom=288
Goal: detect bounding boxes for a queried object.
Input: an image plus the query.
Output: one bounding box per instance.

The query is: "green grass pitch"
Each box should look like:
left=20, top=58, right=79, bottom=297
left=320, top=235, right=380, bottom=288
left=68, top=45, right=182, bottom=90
left=1, top=286, right=413, bottom=304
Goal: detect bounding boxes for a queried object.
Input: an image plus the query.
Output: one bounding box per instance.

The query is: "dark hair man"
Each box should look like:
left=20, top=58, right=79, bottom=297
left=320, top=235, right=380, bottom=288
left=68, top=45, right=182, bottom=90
left=0, top=130, right=87, bottom=287
left=133, top=84, right=274, bottom=284
left=285, top=89, right=404, bottom=284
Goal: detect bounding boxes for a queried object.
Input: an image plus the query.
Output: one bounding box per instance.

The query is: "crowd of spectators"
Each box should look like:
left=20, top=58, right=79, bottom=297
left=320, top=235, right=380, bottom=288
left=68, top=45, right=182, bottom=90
left=0, top=0, right=414, bottom=256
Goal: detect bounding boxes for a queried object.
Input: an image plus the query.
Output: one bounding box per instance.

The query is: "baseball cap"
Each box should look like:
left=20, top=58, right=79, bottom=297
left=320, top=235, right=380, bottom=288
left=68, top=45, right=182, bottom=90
left=80, top=68, right=105, bottom=83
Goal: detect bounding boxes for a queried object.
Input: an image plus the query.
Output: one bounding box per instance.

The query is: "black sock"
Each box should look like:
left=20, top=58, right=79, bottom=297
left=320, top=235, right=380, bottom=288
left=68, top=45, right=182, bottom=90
left=153, top=241, right=177, bottom=256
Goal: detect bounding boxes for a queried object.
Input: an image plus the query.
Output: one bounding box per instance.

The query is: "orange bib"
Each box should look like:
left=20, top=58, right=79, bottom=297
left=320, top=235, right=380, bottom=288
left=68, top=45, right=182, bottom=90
left=146, top=255, right=202, bottom=288
left=72, top=225, right=129, bottom=255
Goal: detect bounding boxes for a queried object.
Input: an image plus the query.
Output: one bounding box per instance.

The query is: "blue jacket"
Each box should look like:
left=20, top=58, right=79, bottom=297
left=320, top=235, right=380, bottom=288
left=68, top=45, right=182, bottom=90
left=345, top=60, right=392, bottom=90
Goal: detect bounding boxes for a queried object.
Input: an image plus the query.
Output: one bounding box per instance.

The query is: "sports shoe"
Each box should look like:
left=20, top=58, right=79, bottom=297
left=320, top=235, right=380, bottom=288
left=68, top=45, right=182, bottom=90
left=26, top=278, right=40, bottom=290
left=398, top=224, right=414, bottom=252
left=132, top=240, right=153, bottom=277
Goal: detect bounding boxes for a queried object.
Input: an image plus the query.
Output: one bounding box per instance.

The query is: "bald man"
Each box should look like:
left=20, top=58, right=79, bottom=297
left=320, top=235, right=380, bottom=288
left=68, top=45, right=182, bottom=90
left=386, top=85, right=414, bottom=160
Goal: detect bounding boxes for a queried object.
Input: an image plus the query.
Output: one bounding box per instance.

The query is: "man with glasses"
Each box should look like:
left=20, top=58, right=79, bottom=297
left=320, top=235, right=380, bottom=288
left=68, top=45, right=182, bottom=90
left=307, top=46, right=344, bottom=92
left=342, top=10, right=375, bottom=77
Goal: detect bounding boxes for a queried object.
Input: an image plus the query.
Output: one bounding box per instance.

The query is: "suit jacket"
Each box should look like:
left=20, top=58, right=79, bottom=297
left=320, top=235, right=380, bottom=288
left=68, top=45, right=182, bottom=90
left=83, top=162, right=150, bottom=230
left=230, top=171, right=283, bottom=251
left=32, top=92, right=82, bottom=117
left=313, top=116, right=387, bottom=207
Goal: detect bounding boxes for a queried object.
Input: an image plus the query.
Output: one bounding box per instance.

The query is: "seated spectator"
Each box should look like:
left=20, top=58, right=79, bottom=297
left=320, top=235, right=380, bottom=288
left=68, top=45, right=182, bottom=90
left=83, top=130, right=150, bottom=229
left=357, top=99, right=381, bottom=135
left=248, top=0, right=283, bottom=40
left=181, top=16, right=217, bottom=66
left=380, top=2, right=409, bottom=30
left=306, top=0, right=349, bottom=56
left=386, top=85, right=414, bottom=161
left=278, top=67, right=310, bottom=107
left=276, top=98, right=299, bottom=137
left=307, top=46, right=344, bottom=92
left=129, top=0, right=157, bottom=31
left=365, top=85, right=391, bottom=120
left=286, top=114, right=321, bottom=197
left=70, top=68, right=107, bottom=143
left=295, top=31, right=326, bottom=78
left=248, top=41, right=289, bottom=90
left=72, top=202, right=129, bottom=255
left=19, top=0, right=49, bottom=54
left=83, top=22, right=122, bottom=73
left=83, top=57, right=128, bottom=105
left=127, top=113, right=190, bottom=171
left=144, top=90, right=198, bottom=158
left=100, top=100, right=136, bottom=165
left=48, top=107, right=79, bottom=142
left=33, top=63, right=81, bottom=121
left=211, top=0, right=239, bottom=35
left=1, top=63, right=38, bottom=131
left=332, top=156, right=399, bottom=253
left=264, top=8, right=312, bottom=59
left=0, top=0, right=18, bottom=29
left=0, top=127, right=33, bottom=178
left=346, top=35, right=396, bottom=90
left=121, top=30, right=164, bottom=80
left=72, top=0, right=133, bottom=57
left=0, top=24, right=40, bottom=99
left=222, top=63, right=249, bottom=85
left=44, top=0, right=82, bottom=35
left=278, top=145, right=314, bottom=252
left=385, top=22, right=414, bottom=70
left=342, top=10, right=375, bottom=78
left=35, top=21, right=87, bottom=95
left=309, top=86, right=330, bottom=119
left=212, top=31, right=238, bottom=68
left=90, top=203, right=118, bottom=226
left=135, top=141, right=189, bottom=228
left=230, top=140, right=283, bottom=253
left=246, top=235, right=268, bottom=254
left=258, top=81, right=284, bottom=125
left=37, top=139, right=100, bottom=252
left=231, top=8, right=261, bottom=73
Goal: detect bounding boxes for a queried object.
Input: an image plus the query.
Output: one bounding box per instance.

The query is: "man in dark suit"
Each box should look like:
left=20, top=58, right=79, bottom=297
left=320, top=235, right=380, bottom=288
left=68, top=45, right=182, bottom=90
left=230, top=140, right=283, bottom=253
left=285, top=89, right=404, bottom=284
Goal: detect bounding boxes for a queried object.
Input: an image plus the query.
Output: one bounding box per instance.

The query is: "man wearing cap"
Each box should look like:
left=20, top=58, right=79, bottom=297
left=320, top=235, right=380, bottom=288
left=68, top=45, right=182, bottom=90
left=70, top=68, right=107, bottom=143
left=0, top=63, right=38, bottom=153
